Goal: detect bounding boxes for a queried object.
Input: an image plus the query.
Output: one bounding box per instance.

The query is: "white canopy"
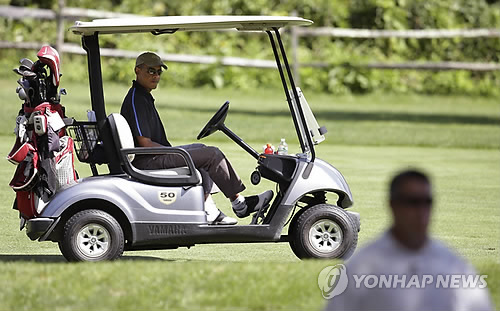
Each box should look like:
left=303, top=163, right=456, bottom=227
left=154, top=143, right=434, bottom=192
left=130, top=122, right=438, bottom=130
left=71, top=15, right=313, bottom=35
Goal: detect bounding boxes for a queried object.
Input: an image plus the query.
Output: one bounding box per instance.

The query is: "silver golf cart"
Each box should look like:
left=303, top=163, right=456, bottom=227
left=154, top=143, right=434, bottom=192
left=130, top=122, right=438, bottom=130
left=25, top=16, right=360, bottom=262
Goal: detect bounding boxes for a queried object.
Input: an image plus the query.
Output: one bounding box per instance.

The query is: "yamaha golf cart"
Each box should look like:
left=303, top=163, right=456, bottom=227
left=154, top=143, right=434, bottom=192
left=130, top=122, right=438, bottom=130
left=24, top=16, right=360, bottom=262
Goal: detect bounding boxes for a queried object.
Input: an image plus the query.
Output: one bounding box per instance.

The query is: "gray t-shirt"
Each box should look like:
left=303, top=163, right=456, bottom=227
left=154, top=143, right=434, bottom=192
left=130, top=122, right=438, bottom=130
left=325, top=231, right=492, bottom=311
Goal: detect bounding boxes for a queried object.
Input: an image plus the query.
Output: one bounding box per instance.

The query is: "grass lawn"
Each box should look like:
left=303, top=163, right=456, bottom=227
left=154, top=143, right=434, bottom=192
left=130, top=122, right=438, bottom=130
left=0, top=79, right=498, bottom=310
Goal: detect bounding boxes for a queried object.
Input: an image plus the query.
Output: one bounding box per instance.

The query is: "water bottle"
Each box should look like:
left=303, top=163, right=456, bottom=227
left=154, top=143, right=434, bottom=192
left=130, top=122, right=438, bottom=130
left=277, top=138, right=288, bottom=155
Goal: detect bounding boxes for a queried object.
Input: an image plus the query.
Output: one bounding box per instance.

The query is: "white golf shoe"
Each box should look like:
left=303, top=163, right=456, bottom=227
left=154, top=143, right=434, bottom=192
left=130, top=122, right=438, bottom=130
left=205, top=195, right=238, bottom=225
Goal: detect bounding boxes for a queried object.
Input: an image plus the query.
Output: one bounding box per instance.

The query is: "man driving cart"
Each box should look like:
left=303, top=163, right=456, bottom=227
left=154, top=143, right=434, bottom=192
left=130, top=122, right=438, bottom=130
left=121, top=52, right=273, bottom=225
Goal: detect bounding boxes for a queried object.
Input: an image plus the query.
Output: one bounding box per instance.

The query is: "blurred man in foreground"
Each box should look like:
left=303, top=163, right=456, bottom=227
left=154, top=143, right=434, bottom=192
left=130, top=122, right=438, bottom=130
left=326, top=169, right=492, bottom=311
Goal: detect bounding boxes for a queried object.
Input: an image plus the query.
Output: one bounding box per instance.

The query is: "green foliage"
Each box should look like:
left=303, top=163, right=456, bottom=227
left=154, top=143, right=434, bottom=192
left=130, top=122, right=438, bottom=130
left=1, top=0, right=500, bottom=95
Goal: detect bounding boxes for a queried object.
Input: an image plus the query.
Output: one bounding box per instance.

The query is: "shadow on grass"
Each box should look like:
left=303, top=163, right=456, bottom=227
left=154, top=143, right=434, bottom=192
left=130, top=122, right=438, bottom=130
left=0, top=254, right=167, bottom=263
left=160, top=104, right=500, bottom=126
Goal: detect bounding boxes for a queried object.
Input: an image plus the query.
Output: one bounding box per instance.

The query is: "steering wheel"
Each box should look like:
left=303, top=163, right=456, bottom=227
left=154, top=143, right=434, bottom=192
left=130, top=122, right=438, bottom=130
left=197, top=101, right=230, bottom=140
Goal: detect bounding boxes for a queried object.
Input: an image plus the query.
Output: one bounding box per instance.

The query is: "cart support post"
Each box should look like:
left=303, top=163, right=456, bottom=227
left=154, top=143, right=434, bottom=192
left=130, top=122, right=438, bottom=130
left=273, top=28, right=315, bottom=162
left=82, top=34, right=106, bottom=123
left=266, top=31, right=306, bottom=153
left=82, top=34, right=123, bottom=174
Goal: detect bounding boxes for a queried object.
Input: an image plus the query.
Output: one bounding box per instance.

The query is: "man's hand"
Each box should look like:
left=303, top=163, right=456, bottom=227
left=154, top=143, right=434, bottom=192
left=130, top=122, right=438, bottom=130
left=137, top=136, right=164, bottom=148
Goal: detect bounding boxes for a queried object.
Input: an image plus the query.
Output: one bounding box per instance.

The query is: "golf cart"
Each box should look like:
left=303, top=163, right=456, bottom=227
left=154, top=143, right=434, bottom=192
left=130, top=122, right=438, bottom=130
left=23, top=16, right=360, bottom=262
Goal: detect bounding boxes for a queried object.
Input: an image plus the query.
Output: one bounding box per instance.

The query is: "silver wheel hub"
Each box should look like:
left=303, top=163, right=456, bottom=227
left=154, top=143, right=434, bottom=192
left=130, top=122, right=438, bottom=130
left=76, top=223, right=110, bottom=258
left=309, top=219, right=342, bottom=253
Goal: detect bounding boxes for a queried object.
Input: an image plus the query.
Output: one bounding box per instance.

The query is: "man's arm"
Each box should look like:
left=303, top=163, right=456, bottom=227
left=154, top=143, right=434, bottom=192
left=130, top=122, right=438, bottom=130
left=136, top=136, right=165, bottom=148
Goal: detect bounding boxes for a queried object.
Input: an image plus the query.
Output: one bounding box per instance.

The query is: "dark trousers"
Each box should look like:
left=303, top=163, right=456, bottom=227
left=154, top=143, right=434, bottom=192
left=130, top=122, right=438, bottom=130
left=133, top=143, right=245, bottom=198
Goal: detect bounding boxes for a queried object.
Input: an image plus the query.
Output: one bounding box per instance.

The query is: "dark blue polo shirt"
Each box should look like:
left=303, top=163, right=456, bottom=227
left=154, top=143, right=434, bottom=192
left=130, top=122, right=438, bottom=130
left=121, top=80, right=171, bottom=147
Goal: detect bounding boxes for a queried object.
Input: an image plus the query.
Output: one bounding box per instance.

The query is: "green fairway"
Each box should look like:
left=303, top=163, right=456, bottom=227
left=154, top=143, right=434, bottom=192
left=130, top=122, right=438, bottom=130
left=1, top=79, right=499, bottom=149
left=0, top=80, right=498, bottom=310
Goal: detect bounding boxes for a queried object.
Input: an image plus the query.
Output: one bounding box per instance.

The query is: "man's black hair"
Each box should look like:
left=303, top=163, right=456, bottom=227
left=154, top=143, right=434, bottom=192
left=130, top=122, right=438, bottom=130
left=390, top=169, right=430, bottom=200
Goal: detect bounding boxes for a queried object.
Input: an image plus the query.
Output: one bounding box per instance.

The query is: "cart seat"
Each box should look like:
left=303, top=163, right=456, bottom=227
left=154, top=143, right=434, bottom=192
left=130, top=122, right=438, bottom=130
left=107, top=113, right=200, bottom=186
left=148, top=167, right=191, bottom=176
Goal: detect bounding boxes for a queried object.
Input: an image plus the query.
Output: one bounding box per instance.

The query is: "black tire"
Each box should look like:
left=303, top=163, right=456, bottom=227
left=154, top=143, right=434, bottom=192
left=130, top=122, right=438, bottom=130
left=288, top=207, right=308, bottom=259
left=290, top=204, right=358, bottom=259
left=58, top=209, right=124, bottom=262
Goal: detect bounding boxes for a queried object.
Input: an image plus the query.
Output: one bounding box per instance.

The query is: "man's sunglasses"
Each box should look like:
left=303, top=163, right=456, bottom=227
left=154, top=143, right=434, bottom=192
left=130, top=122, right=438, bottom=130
left=145, top=67, right=163, bottom=76
left=394, top=196, right=433, bottom=207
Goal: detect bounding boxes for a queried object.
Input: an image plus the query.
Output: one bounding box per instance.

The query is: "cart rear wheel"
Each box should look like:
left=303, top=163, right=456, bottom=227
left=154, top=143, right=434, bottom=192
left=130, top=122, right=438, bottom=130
left=59, top=209, right=124, bottom=262
left=290, top=204, right=357, bottom=259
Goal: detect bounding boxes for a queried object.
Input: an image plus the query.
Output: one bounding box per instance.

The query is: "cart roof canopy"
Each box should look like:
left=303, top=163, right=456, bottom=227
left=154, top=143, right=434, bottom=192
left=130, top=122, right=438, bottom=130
left=70, top=15, right=313, bottom=35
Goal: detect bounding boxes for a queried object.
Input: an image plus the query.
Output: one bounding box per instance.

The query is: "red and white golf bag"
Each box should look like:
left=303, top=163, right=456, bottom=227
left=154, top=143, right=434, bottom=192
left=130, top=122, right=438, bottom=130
left=7, top=46, right=77, bottom=219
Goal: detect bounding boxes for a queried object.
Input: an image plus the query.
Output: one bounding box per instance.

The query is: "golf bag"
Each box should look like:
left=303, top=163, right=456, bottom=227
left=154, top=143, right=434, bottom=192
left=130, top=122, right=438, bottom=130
left=7, top=46, right=77, bottom=219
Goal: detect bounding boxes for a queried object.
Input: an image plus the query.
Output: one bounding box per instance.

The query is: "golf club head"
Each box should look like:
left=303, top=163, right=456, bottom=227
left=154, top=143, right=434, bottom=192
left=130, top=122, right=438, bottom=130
left=16, top=86, right=27, bottom=100
left=19, top=64, right=32, bottom=72
left=13, top=67, right=37, bottom=78
left=22, top=70, right=37, bottom=78
left=19, top=58, right=34, bottom=70
left=16, top=79, right=31, bottom=104
left=17, top=78, right=29, bottom=89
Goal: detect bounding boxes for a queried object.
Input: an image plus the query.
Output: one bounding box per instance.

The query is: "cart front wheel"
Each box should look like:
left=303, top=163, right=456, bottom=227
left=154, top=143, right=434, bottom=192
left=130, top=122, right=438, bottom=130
left=59, top=209, right=124, bottom=262
left=290, top=204, right=358, bottom=259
